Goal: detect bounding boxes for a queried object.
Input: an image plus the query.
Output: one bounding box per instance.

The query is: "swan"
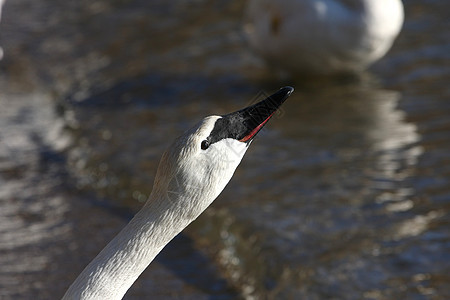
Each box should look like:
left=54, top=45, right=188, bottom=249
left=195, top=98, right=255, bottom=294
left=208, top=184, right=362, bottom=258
left=63, top=86, right=294, bottom=299
left=245, top=0, right=404, bottom=75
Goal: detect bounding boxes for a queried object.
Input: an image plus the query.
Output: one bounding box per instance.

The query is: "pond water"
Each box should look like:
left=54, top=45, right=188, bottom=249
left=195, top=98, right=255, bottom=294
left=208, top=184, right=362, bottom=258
left=0, top=0, right=449, bottom=299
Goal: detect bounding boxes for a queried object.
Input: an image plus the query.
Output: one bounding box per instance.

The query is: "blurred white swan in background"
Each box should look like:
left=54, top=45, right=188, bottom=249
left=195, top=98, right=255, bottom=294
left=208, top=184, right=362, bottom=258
left=245, top=0, right=404, bottom=75
left=62, top=87, right=293, bottom=299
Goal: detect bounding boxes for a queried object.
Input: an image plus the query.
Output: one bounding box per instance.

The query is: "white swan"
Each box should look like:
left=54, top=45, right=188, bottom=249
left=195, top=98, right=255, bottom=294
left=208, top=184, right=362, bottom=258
left=245, top=0, right=404, bottom=75
left=63, top=87, right=294, bottom=299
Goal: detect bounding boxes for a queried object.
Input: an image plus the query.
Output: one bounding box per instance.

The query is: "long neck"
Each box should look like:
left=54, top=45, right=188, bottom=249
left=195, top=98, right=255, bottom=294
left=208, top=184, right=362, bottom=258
left=63, top=192, right=197, bottom=300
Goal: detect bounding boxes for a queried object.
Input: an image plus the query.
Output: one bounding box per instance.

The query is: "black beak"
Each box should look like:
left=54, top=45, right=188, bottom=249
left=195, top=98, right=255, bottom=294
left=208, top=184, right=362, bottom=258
left=231, top=86, right=294, bottom=142
left=207, top=87, right=294, bottom=145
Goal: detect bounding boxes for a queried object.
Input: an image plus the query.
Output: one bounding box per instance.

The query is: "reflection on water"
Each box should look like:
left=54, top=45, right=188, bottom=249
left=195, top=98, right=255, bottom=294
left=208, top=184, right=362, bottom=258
left=365, top=90, right=423, bottom=213
left=0, top=0, right=449, bottom=299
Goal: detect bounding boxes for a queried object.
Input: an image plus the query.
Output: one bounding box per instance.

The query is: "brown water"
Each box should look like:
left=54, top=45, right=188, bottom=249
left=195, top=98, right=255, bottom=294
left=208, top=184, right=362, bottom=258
left=0, top=0, right=449, bottom=299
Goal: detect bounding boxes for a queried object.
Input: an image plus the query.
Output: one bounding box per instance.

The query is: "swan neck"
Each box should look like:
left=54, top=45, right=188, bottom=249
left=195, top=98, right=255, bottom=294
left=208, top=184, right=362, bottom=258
left=62, top=192, right=196, bottom=300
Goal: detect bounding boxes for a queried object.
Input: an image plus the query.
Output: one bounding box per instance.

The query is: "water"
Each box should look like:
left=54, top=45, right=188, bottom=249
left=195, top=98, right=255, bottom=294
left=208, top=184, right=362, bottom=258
left=0, top=0, right=449, bottom=299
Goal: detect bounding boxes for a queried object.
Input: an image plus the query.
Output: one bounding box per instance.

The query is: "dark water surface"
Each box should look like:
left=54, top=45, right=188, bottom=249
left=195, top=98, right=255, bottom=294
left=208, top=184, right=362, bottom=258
left=1, top=0, right=449, bottom=299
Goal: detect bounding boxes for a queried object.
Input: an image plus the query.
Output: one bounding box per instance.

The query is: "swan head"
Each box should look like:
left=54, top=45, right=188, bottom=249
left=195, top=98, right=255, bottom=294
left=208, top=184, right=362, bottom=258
left=150, top=86, right=293, bottom=219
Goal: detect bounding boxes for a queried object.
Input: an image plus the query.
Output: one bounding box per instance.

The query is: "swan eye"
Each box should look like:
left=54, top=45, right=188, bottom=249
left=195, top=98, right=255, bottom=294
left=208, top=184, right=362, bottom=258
left=201, top=140, right=210, bottom=150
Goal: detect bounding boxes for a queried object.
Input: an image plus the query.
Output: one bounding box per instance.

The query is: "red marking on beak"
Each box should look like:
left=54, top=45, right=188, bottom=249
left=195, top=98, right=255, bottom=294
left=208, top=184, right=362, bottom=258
left=239, top=111, right=275, bottom=143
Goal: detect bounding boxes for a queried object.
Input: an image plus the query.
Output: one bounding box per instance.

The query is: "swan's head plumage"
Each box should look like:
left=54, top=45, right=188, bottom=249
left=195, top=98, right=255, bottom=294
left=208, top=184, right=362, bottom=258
left=150, top=87, right=293, bottom=219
